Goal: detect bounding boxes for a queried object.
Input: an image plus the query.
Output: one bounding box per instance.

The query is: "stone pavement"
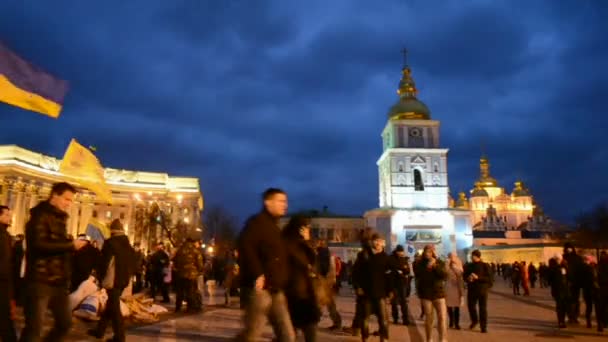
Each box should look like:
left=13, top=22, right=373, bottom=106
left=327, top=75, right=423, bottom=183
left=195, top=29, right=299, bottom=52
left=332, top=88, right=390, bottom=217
left=12, top=280, right=607, bottom=341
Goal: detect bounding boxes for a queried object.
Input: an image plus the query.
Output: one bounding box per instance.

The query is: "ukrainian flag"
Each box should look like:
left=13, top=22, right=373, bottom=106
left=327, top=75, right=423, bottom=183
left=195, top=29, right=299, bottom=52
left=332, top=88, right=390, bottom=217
left=85, top=217, right=110, bottom=249
left=60, top=139, right=113, bottom=204
left=0, top=42, right=68, bottom=118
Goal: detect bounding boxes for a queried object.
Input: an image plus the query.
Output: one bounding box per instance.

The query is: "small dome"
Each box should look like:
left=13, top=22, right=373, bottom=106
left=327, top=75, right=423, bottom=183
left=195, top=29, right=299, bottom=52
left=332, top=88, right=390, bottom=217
left=471, top=182, right=489, bottom=197
left=512, top=181, right=530, bottom=197
left=471, top=187, right=489, bottom=197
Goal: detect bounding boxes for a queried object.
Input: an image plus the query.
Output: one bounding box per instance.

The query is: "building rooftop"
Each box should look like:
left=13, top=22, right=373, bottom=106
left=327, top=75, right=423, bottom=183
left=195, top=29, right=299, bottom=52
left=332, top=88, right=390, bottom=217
left=0, top=144, right=200, bottom=194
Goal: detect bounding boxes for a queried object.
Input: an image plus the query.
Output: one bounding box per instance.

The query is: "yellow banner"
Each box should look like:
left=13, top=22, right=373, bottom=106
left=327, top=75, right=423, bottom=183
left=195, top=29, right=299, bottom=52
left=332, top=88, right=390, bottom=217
left=0, top=74, right=62, bottom=118
left=59, top=139, right=113, bottom=204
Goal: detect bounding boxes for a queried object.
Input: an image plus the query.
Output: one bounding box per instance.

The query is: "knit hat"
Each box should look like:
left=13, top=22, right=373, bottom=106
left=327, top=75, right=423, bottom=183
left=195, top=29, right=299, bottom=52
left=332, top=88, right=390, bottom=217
left=472, top=249, right=482, bottom=258
left=109, top=219, right=124, bottom=232
left=395, top=244, right=405, bottom=252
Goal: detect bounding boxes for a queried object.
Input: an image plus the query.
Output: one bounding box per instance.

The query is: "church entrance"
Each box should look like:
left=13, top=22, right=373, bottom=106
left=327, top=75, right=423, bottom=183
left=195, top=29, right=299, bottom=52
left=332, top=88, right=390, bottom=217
left=404, top=227, right=444, bottom=258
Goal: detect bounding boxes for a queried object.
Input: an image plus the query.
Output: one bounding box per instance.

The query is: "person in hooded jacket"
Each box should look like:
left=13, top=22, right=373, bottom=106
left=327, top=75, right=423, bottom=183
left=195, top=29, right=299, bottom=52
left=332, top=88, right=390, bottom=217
left=563, top=242, right=584, bottom=324
left=282, top=215, right=320, bottom=342
left=548, top=254, right=570, bottom=328
left=88, top=219, right=136, bottom=342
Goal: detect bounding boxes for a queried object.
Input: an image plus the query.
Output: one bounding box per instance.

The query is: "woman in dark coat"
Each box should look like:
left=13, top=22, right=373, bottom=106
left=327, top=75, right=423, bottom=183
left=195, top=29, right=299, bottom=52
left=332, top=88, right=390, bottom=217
left=282, top=216, right=320, bottom=342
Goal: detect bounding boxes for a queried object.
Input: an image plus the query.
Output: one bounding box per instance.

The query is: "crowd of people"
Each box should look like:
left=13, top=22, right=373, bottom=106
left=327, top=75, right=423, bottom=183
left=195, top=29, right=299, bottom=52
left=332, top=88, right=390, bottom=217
left=1, top=183, right=607, bottom=342
left=0, top=182, right=213, bottom=342
left=234, top=188, right=499, bottom=342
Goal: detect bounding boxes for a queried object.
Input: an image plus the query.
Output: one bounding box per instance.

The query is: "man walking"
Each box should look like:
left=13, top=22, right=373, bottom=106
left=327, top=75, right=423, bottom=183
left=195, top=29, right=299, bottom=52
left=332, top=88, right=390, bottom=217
left=414, top=245, right=448, bottom=342
left=20, top=182, right=87, bottom=342
left=88, top=219, right=135, bottom=342
left=389, top=245, right=411, bottom=326
left=237, top=188, right=295, bottom=342
left=464, top=250, right=493, bottom=333
left=0, top=205, right=17, bottom=342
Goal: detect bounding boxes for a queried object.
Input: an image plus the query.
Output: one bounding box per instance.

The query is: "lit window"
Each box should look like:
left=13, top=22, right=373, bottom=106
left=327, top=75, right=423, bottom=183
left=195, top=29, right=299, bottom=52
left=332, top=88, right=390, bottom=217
left=106, top=211, right=112, bottom=219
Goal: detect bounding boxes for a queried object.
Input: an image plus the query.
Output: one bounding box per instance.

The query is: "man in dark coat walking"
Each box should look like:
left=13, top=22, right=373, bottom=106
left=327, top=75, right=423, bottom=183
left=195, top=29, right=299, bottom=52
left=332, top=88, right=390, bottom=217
left=0, top=205, right=17, bottom=342
left=563, top=242, right=584, bottom=323
left=88, top=219, right=135, bottom=342
left=20, top=182, right=87, bottom=342
left=237, top=188, right=294, bottom=342
left=464, top=249, right=493, bottom=333
left=389, top=245, right=411, bottom=325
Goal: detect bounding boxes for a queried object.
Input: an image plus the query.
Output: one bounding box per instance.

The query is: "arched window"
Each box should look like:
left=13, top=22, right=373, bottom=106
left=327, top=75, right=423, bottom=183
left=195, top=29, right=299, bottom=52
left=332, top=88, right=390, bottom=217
left=414, top=169, right=424, bottom=191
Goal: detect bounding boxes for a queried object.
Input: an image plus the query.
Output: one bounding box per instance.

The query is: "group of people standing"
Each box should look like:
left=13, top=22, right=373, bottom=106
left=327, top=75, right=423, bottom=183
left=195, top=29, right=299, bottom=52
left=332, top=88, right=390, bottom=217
left=0, top=182, right=140, bottom=342
left=547, top=243, right=608, bottom=331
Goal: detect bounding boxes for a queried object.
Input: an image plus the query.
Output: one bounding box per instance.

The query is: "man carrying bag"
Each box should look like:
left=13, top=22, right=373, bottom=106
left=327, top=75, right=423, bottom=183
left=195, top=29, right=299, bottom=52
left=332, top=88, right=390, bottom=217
left=88, top=219, right=135, bottom=342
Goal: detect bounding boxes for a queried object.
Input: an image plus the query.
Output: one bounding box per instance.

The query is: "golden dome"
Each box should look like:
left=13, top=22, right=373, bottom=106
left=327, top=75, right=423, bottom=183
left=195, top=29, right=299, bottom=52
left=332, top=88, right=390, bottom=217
left=388, top=67, right=431, bottom=120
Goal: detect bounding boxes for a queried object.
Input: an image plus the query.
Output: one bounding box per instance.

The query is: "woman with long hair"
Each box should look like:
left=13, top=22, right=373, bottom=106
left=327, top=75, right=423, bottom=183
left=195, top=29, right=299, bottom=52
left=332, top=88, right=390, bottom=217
left=445, top=252, right=464, bottom=329
left=282, top=215, right=320, bottom=342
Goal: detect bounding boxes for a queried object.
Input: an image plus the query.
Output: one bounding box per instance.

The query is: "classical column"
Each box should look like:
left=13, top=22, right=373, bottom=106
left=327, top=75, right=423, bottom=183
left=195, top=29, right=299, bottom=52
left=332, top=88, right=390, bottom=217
left=12, top=179, right=27, bottom=236
left=0, top=176, right=8, bottom=206
left=27, top=182, right=40, bottom=209
left=79, top=194, right=94, bottom=234
left=125, top=201, right=135, bottom=242
left=69, top=194, right=81, bottom=236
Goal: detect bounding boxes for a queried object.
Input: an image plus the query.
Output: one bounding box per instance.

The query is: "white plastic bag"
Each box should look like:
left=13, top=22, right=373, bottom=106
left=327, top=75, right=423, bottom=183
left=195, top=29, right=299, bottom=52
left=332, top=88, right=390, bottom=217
left=69, top=276, right=99, bottom=311
left=73, top=292, right=102, bottom=321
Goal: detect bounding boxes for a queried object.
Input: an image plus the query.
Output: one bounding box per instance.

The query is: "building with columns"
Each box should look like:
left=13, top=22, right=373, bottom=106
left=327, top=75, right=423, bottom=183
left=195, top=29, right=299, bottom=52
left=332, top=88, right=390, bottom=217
left=364, top=61, right=473, bottom=258
left=0, top=144, right=203, bottom=252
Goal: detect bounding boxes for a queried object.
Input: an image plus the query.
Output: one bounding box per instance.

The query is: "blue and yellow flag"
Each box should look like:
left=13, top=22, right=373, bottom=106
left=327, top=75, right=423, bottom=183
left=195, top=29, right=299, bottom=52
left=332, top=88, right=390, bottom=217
left=60, top=139, right=113, bottom=204
left=0, top=42, right=68, bottom=118
left=85, top=217, right=110, bottom=249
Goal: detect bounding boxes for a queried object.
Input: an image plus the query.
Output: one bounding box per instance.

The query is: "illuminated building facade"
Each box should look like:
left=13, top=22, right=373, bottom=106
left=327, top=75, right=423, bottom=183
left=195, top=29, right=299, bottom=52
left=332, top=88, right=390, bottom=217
left=365, top=60, right=473, bottom=258
left=0, top=145, right=203, bottom=252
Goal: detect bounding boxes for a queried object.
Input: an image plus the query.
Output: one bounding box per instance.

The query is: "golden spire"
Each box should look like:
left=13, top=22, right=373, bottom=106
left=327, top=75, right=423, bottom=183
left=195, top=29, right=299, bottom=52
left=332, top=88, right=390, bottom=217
left=387, top=48, right=431, bottom=120
left=456, top=191, right=470, bottom=209
left=397, top=48, right=418, bottom=99
left=477, top=155, right=498, bottom=187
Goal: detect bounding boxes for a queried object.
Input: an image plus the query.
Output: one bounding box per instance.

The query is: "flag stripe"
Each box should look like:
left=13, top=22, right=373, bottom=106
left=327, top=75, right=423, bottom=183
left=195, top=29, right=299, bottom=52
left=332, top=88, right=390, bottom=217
left=0, top=74, right=62, bottom=118
left=0, top=42, right=68, bottom=105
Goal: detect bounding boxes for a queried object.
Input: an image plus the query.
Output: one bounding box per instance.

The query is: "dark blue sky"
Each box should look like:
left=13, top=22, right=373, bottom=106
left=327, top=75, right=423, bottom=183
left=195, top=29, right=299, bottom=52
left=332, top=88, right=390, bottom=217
left=1, top=1, right=607, bottom=224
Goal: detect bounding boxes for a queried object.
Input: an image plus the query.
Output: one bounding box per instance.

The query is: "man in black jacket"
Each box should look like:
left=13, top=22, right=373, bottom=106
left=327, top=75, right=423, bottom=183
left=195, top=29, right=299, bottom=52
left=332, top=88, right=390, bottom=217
left=390, top=245, right=411, bottom=325
left=0, top=205, right=17, bottom=342
left=464, top=249, right=493, bottom=333
left=20, top=182, right=87, bottom=342
left=236, top=188, right=294, bottom=342
left=563, top=242, right=584, bottom=324
left=88, top=219, right=135, bottom=342
left=414, top=245, right=448, bottom=342
left=70, top=234, right=102, bottom=293
left=353, top=233, right=392, bottom=342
